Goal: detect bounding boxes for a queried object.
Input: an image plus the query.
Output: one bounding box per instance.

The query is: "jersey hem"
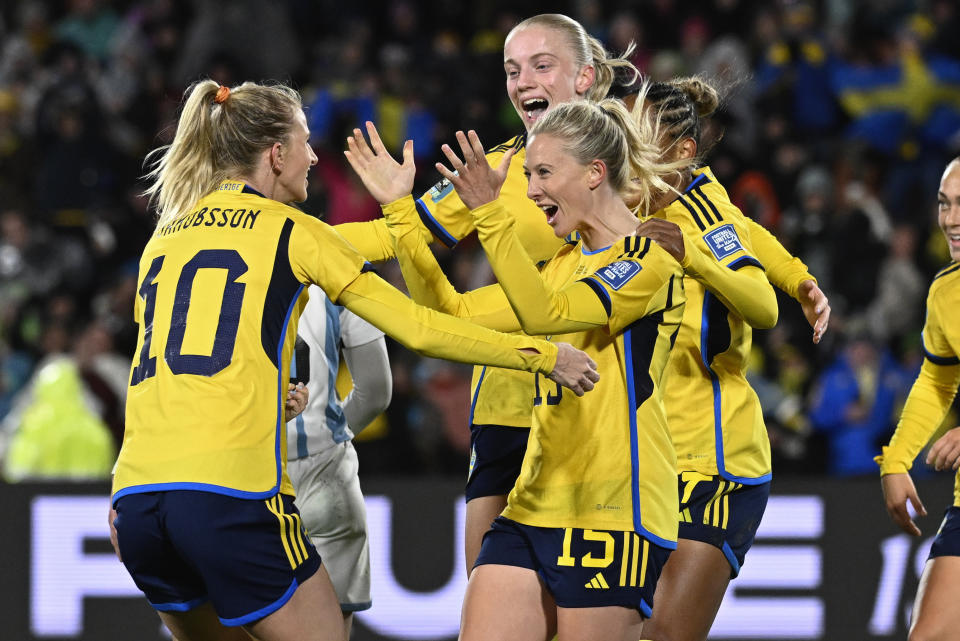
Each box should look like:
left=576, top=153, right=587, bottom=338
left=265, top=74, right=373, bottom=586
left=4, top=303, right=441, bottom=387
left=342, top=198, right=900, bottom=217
left=112, top=482, right=286, bottom=503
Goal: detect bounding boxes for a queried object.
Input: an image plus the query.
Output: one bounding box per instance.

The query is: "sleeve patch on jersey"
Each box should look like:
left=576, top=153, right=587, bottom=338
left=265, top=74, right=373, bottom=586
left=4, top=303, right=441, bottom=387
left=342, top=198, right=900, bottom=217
left=703, top=224, right=744, bottom=261
left=594, top=260, right=642, bottom=290
left=428, top=176, right=456, bottom=203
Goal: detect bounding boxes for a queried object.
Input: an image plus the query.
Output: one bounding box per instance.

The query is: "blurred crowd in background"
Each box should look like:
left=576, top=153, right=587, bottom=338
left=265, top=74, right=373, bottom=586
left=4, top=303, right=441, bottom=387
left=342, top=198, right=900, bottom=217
left=1, top=0, right=960, bottom=482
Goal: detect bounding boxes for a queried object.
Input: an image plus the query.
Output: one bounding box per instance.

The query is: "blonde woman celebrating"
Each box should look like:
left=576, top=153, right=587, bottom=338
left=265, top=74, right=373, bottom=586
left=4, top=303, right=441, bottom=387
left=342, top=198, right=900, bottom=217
left=345, top=98, right=686, bottom=640
left=110, top=79, right=597, bottom=641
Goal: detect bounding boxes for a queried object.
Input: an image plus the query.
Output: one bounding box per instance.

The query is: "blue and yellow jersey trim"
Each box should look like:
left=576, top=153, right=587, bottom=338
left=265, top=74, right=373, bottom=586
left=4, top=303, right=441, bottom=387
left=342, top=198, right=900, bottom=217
left=699, top=290, right=771, bottom=485
left=416, top=133, right=528, bottom=249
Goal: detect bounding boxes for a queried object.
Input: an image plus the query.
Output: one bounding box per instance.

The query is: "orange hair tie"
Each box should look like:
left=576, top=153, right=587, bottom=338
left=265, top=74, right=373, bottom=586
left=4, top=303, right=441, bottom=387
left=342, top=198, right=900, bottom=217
left=214, top=85, right=230, bottom=104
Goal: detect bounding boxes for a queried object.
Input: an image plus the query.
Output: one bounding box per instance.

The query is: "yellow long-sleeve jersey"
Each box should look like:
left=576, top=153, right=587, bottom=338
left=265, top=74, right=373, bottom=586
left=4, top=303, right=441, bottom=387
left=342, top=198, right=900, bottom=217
left=652, top=168, right=779, bottom=483
left=113, top=181, right=559, bottom=501
left=375, top=194, right=685, bottom=541
left=338, top=134, right=564, bottom=430
left=877, top=263, right=960, bottom=506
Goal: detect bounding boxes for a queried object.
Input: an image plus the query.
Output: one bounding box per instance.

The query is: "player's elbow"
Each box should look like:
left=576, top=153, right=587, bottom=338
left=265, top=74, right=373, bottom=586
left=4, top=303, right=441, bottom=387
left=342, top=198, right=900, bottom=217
left=371, top=374, right=393, bottom=412
left=742, top=285, right=778, bottom=329
left=517, top=314, right=558, bottom=337
left=749, top=304, right=779, bottom=330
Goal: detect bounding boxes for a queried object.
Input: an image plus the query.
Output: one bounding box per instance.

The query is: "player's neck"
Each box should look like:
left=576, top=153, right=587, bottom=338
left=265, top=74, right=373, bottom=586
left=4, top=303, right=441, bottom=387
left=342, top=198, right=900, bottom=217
left=579, top=197, right=637, bottom=252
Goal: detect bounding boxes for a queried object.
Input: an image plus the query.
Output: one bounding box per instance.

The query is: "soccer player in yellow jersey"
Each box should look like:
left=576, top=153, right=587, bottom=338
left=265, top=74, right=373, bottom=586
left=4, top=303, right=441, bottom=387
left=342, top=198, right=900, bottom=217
left=628, top=78, right=830, bottom=641
left=878, top=157, right=960, bottom=641
left=337, top=13, right=642, bottom=573
left=345, top=99, right=691, bottom=641
left=110, top=80, right=599, bottom=641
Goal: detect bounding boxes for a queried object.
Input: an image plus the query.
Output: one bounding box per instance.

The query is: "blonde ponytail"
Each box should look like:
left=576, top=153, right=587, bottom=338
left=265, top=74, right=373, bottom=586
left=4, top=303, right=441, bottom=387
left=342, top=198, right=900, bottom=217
left=143, top=80, right=303, bottom=228
left=584, top=35, right=637, bottom=102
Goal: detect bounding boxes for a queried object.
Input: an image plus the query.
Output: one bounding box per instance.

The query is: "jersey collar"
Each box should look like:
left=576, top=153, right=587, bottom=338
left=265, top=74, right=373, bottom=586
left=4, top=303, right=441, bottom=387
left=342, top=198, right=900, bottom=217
left=217, top=180, right=267, bottom=198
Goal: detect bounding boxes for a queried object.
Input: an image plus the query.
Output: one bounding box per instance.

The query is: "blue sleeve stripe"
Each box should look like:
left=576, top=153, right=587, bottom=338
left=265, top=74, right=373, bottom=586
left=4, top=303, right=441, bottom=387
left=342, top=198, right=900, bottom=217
left=683, top=172, right=709, bottom=193
left=579, top=277, right=612, bottom=316
left=361, top=261, right=377, bottom=273
left=923, top=346, right=960, bottom=366
left=727, top=256, right=764, bottom=271
left=415, top=198, right=458, bottom=248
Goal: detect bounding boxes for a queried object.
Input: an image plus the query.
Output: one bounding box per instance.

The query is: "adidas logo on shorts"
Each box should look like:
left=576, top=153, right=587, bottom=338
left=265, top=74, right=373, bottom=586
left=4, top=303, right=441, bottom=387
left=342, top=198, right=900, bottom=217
left=584, top=572, right=609, bottom=589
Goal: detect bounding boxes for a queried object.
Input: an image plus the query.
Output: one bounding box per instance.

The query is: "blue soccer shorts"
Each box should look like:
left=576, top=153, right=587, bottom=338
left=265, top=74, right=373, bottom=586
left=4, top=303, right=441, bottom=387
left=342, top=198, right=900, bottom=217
left=929, top=505, right=960, bottom=559
left=114, top=490, right=321, bottom=626
left=676, top=472, right=770, bottom=577
left=475, top=515, right=672, bottom=616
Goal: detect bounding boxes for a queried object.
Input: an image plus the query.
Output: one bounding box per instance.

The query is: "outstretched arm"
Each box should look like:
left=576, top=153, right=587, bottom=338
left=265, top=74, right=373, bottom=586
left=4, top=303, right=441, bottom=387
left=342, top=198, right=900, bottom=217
left=339, top=270, right=598, bottom=395
left=746, top=218, right=830, bottom=343
left=335, top=216, right=427, bottom=263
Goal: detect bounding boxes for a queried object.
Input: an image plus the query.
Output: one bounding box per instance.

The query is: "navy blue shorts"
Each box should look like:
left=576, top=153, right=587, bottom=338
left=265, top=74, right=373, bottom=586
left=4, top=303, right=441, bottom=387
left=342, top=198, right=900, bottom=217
left=465, top=424, right=529, bottom=501
left=475, top=516, right=671, bottom=616
left=113, top=490, right=321, bottom=626
left=929, top=506, right=960, bottom=559
left=676, top=473, right=770, bottom=577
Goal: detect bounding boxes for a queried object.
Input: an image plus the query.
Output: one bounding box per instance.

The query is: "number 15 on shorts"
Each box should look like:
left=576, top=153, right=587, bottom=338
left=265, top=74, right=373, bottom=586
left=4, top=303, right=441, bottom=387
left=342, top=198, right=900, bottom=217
left=556, top=527, right=650, bottom=588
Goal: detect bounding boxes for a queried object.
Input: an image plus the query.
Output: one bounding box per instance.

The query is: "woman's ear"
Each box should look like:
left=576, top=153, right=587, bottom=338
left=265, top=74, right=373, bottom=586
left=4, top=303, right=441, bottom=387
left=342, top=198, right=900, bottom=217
left=587, top=159, right=606, bottom=190
left=678, top=137, right=697, bottom=161
left=576, top=64, right=595, bottom=95
left=270, top=142, right=284, bottom=173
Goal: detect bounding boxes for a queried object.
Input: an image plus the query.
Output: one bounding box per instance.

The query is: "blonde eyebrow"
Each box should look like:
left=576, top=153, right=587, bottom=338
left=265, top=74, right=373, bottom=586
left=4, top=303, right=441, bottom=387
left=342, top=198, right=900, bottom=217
left=504, top=52, right=560, bottom=66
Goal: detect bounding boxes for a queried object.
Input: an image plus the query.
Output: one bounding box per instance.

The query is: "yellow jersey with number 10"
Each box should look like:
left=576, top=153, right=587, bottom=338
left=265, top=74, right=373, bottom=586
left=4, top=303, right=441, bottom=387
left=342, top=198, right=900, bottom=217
left=113, top=181, right=368, bottom=501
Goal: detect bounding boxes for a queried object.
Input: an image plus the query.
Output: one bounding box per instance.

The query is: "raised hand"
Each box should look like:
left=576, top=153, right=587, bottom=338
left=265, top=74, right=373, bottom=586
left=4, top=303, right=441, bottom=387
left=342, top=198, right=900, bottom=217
left=344, top=121, right=415, bottom=205
left=635, top=217, right=686, bottom=262
left=435, top=130, right=514, bottom=210
left=798, top=279, right=830, bottom=344
left=881, top=472, right=927, bottom=536
left=547, top=342, right=600, bottom=397
left=927, top=426, right=960, bottom=471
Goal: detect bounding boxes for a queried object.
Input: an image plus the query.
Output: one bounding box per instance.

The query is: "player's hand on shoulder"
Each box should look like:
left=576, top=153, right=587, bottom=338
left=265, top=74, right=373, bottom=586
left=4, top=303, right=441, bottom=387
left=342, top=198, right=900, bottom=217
left=635, top=217, right=685, bottom=262
left=547, top=343, right=599, bottom=397
left=798, top=279, right=830, bottom=344
left=436, top=130, right=513, bottom=210
left=926, top=426, right=960, bottom=471
left=284, top=382, right=309, bottom=423
left=880, top=472, right=926, bottom=536
left=344, top=121, right=415, bottom=205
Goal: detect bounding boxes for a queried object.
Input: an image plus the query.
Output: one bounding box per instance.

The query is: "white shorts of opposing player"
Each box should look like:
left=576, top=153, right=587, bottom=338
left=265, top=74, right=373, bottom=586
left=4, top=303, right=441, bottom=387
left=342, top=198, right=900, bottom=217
left=287, top=441, right=371, bottom=611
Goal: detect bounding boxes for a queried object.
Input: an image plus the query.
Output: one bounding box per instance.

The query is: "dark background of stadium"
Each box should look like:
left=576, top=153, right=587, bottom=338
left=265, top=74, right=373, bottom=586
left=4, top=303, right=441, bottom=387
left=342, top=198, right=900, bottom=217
left=3, top=0, right=960, bottom=638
